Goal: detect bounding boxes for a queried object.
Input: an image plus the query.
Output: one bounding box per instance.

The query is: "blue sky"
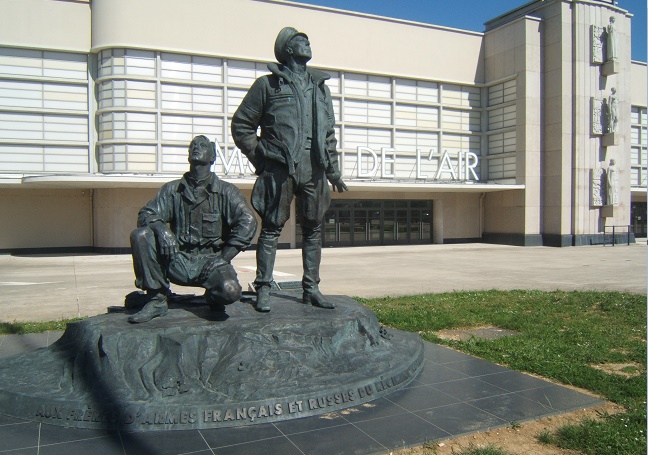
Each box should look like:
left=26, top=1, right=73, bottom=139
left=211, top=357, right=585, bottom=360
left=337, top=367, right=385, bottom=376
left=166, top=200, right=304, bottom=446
left=296, top=0, right=647, bottom=62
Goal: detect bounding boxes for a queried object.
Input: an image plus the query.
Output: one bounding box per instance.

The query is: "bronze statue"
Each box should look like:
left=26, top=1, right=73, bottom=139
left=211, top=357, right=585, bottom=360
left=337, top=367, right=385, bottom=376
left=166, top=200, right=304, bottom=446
left=232, top=27, right=348, bottom=312
left=128, top=135, right=257, bottom=323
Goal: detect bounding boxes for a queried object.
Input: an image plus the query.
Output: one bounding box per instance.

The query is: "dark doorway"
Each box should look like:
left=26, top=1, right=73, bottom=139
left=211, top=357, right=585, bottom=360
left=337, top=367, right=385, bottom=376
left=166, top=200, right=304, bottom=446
left=297, top=200, right=433, bottom=247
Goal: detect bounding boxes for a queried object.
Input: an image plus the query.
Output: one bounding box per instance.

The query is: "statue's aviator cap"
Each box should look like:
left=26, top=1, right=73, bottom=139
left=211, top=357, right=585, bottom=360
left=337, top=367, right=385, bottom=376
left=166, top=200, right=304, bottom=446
left=274, top=27, right=309, bottom=64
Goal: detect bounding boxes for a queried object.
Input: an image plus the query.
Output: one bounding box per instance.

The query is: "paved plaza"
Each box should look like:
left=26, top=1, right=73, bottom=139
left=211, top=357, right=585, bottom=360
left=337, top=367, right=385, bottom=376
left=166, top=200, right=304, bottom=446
left=0, top=241, right=645, bottom=322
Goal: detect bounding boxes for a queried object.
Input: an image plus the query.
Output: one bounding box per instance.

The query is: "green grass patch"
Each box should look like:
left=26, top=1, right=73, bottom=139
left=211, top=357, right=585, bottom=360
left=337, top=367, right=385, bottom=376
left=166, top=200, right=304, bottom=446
left=536, top=428, right=555, bottom=445
left=361, top=290, right=647, bottom=455
left=620, top=365, right=639, bottom=375
left=0, top=319, right=85, bottom=335
left=553, top=409, right=645, bottom=454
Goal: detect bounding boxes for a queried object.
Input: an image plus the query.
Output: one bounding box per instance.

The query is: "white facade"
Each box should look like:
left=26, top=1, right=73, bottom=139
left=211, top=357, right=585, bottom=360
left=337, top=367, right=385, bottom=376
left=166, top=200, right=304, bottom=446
left=0, top=0, right=644, bottom=252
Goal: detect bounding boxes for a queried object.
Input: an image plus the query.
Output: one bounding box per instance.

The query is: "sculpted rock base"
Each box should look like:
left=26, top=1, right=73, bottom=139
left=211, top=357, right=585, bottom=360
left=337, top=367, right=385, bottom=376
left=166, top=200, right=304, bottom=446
left=0, top=293, right=423, bottom=431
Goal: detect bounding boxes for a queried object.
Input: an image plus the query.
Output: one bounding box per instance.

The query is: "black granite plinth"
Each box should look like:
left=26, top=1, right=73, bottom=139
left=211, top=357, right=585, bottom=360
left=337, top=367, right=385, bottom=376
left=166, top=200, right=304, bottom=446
left=0, top=293, right=423, bottom=431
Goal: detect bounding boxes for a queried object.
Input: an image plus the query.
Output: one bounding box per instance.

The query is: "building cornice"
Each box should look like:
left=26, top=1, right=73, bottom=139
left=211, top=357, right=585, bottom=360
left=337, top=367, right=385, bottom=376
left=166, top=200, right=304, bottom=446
left=485, top=0, right=630, bottom=32
left=0, top=174, right=525, bottom=193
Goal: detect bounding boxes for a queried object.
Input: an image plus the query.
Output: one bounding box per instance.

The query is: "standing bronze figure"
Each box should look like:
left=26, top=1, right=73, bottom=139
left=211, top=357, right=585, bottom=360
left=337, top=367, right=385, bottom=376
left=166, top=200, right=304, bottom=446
left=128, top=135, right=257, bottom=323
left=232, top=27, right=348, bottom=312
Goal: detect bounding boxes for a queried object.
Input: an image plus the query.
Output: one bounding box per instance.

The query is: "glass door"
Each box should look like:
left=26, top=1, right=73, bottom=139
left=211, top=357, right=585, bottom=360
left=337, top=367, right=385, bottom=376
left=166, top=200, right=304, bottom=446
left=303, top=199, right=433, bottom=247
left=352, top=209, right=368, bottom=245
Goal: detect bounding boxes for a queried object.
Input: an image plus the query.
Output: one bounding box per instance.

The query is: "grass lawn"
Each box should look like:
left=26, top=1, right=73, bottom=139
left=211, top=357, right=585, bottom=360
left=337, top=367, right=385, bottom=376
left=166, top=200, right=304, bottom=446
left=0, top=319, right=83, bottom=335
left=361, top=290, right=646, bottom=455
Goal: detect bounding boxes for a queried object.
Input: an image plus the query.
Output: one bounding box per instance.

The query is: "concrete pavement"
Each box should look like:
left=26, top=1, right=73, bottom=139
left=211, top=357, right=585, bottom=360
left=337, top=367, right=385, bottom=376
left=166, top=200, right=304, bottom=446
left=0, top=241, right=645, bottom=322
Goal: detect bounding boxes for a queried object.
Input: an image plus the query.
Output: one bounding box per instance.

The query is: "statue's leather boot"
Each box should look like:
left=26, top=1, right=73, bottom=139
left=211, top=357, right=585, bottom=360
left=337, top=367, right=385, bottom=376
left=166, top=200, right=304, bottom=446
left=254, top=232, right=277, bottom=313
left=301, top=228, right=333, bottom=309
left=255, top=285, right=271, bottom=312
left=128, top=292, right=168, bottom=323
left=303, top=289, right=335, bottom=309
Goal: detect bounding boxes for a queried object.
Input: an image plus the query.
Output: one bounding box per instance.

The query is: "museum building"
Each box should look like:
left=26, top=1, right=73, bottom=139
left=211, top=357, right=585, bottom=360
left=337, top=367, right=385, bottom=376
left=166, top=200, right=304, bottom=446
left=0, top=0, right=645, bottom=252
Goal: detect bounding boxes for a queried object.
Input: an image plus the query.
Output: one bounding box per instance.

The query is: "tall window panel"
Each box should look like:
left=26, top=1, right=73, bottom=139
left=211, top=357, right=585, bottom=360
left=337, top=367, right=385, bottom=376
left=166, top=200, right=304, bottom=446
left=95, top=48, right=487, bottom=180
left=442, top=108, right=480, bottom=132
left=98, top=49, right=156, bottom=78
left=160, top=54, right=222, bottom=83
left=394, top=130, right=439, bottom=154
left=99, top=144, right=156, bottom=172
left=344, top=73, right=391, bottom=98
left=394, top=79, right=438, bottom=103
left=161, top=115, right=223, bottom=143
left=395, top=104, right=438, bottom=129
left=443, top=134, right=481, bottom=155
left=485, top=79, right=517, bottom=182
left=98, top=49, right=227, bottom=173
left=343, top=100, right=391, bottom=125
left=488, top=79, right=516, bottom=106
left=488, top=131, right=516, bottom=155
left=0, top=49, right=87, bottom=80
left=0, top=110, right=89, bottom=167
left=160, top=84, right=222, bottom=112
left=442, top=85, right=480, bottom=108
left=488, top=105, right=516, bottom=130
left=487, top=156, right=516, bottom=180
left=336, top=75, right=481, bottom=181
left=99, top=112, right=156, bottom=141
left=0, top=144, right=88, bottom=173
left=630, top=106, right=647, bottom=187
left=0, top=80, right=87, bottom=111
left=342, top=127, right=392, bottom=150
left=0, top=48, right=89, bottom=174
left=98, top=80, right=156, bottom=109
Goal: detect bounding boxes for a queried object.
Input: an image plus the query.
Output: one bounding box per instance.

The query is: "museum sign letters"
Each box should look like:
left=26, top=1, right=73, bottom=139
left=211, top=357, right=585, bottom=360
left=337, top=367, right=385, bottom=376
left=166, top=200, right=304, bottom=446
left=214, top=140, right=480, bottom=182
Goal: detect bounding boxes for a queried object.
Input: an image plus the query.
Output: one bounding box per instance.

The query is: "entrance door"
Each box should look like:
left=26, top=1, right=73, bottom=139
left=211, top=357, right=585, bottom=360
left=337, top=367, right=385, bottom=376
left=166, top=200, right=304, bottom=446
left=410, top=201, right=432, bottom=242
left=315, top=200, right=433, bottom=248
left=353, top=209, right=368, bottom=245
left=631, top=202, right=647, bottom=238
left=322, top=206, right=352, bottom=246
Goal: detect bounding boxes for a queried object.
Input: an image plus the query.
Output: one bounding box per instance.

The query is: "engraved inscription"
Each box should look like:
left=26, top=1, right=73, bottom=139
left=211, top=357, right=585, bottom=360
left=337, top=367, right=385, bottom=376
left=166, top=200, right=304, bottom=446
left=203, top=403, right=283, bottom=423
left=30, top=362, right=420, bottom=429
left=34, top=405, right=133, bottom=425
left=307, top=390, right=357, bottom=410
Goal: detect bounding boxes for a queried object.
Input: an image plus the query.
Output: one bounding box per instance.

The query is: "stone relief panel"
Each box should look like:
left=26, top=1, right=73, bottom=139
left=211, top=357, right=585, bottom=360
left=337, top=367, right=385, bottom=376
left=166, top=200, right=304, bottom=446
left=591, top=25, right=605, bottom=64
left=591, top=98, right=605, bottom=135
left=591, top=168, right=605, bottom=206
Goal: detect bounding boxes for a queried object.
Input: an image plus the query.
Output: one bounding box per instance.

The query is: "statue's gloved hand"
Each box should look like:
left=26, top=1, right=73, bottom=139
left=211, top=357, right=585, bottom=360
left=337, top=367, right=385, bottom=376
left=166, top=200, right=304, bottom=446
left=330, top=178, right=349, bottom=193
left=199, top=255, right=228, bottom=282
